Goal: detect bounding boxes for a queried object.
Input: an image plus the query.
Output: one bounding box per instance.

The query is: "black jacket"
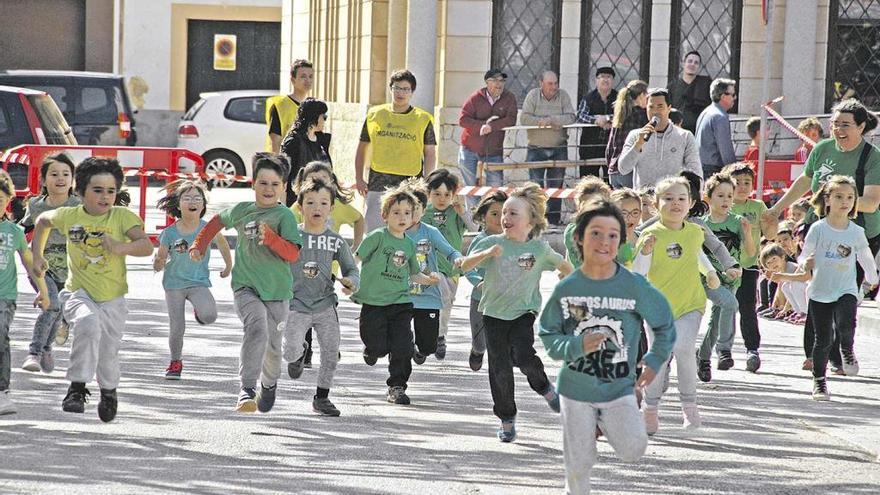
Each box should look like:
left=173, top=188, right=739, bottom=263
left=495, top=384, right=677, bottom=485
left=280, top=131, right=332, bottom=206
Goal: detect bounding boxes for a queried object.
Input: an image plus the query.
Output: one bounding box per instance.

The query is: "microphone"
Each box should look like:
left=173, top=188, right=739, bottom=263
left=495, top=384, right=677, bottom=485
left=644, top=116, right=660, bottom=142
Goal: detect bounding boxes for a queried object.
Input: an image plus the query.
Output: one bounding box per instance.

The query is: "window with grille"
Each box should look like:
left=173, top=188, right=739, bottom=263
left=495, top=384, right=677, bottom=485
left=668, top=0, right=742, bottom=84
left=827, top=0, right=880, bottom=111
left=578, top=0, right=651, bottom=100
left=491, top=0, right=562, bottom=106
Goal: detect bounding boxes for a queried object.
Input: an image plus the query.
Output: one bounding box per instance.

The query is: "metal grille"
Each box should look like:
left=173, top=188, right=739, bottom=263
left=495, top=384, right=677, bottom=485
left=579, top=0, right=651, bottom=99
left=668, top=0, right=742, bottom=83
left=827, top=0, right=880, bottom=110
left=491, top=0, right=562, bottom=105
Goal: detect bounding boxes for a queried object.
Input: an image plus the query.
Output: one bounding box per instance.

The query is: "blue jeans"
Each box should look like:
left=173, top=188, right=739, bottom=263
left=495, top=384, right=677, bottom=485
left=0, top=300, right=16, bottom=391
left=609, top=172, right=633, bottom=189
left=459, top=147, right=503, bottom=208
left=29, top=277, right=63, bottom=356
left=526, top=146, right=568, bottom=224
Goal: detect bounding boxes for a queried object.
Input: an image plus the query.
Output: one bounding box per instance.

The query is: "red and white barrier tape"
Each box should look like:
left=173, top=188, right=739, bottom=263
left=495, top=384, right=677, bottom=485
left=763, top=99, right=817, bottom=147
left=123, top=169, right=252, bottom=183
left=457, top=185, right=580, bottom=199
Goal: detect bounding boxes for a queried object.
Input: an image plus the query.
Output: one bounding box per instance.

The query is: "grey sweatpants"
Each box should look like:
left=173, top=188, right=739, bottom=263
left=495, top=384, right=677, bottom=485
left=0, top=300, right=17, bottom=391
left=61, top=289, right=127, bottom=390
left=364, top=191, right=384, bottom=232
left=28, top=278, right=62, bottom=356
left=165, top=286, right=217, bottom=361
left=645, top=310, right=702, bottom=407
left=698, top=284, right=738, bottom=360
left=468, top=298, right=487, bottom=354
left=438, top=274, right=458, bottom=338
left=233, top=288, right=289, bottom=389
left=283, top=305, right=341, bottom=389
left=561, top=394, right=647, bottom=495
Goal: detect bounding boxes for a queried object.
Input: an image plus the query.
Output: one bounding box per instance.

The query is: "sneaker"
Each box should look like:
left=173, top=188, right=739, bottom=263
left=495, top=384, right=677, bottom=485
left=802, top=358, right=813, bottom=371
left=97, top=388, right=118, bottom=423
left=55, top=319, right=69, bottom=346
left=542, top=385, right=561, bottom=413
left=288, top=358, right=305, bottom=379
left=303, top=347, right=313, bottom=369
left=643, top=406, right=659, bottom=436
left=236, top=387, right=257, bottom=413
left=40, top=351, right=54, bottom=373
left=468, top=351, right=484, bottom=372
left=831, top=365, right=846, bottom=376
left=682, top=403, right=701, bottom=430
left=697, top=358, right=712, bottom=383
left=745, top=351, right=761, bottom=373
left=21, top=354, right=41, bottom=372
left=165, top=360, right=183, bottom=380
left=842, top=349, right=860, bottom=376
left=717, top=350, right=734, bottom=371
left=497, top=419, right=517, bottom=443
left=0, top=390, right=16, bottom=415
left=412, top=352, right=427, bottom=365
left=386, top=386, right=410, bottom=405
left=756, top=304, right=769, bottom=313
left=812, top=378, right=830, bottom=401
left=312, top=397, right=341, bottom=416
left=758, top=307, right=776, bottom=318
left=257, top=384, right=276, bottom=413
left=363, top=349, right=378, bottom=366
left=435, top=337, right=447, bottom=360
left=62, top=383, right=90, bottom=413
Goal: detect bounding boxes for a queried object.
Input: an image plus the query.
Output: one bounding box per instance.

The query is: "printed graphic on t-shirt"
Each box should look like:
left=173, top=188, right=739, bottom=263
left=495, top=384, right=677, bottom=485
left=69, top=225, right=112, bottom=271
left=244, top=221, right=259, bottom=240
left=303, top=261, right=320, bottom=278
left=713, top=227, right=742, bottom=258
left=0, top=231, right=15, bottom=271
left=171, top=238, right=189, bottom=254
left=560, top=296, right=634, bottom=380
left=665, top=242, right=683, bottom=259
left=827, top=243, right=853, bottom=259
left=816, top=160, right=835, bottom=183
left=391, top=250, right=407, bottom=268
left=411, top=239, right=432, bottom=294
left=432, top=210, right=447, bottom=226
left=517, top=253, right=536, bottom=270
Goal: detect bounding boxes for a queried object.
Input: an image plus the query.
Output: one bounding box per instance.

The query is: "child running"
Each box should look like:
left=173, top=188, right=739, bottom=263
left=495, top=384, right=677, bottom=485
left=460, top=183, right=573, bottom=442
left=609, top=188, right=642, bottom=268
left=799, top=175, right=878, bottom=400
left=20, top=153, right=80, bottom=374
left=420, top=168, right=474, bottom=360
left=154, top=180, right=233, bottom=379
left=633, top=176, right=721, bottom=434
left=284, top=177, right=360, bottom=416
left=464, top=191, right=507, bottom=371
left=539, top=200, right=675, bottom=494
left=563, top=175, right=612, bottom=268
left=32, top=157, right=152, bottom=422
left=190, top=153, right=302, bottom=413
left=352, top=185, right=439, bottom=405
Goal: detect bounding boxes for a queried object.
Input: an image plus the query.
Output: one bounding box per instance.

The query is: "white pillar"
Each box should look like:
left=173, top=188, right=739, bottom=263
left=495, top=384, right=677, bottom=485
left=649, top=0, right=673, bottom=87
left=782, top=1, right=819, bottom=114
left=405, top=0, right=437, bottom=111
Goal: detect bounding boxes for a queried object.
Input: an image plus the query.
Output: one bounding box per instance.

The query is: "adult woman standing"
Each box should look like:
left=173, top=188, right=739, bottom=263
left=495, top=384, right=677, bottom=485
left=606, top=80, right=648, bottom=189
left=280, top=98, right=332, bottom=206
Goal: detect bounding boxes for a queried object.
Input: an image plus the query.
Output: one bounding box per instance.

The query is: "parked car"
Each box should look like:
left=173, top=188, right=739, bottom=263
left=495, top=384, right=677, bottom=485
left=0, top=70, right=137, bottom=146
left=177, top=90, right=275, bottom=187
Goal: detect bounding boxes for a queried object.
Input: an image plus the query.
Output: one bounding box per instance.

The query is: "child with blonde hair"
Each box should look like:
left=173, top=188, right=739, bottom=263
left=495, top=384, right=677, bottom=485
left=563, top=175, right=612, bottom=268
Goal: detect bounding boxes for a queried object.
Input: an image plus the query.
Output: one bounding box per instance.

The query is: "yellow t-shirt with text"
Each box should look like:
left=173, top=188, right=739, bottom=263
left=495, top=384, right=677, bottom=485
left=364, top=103, right=434, bottom=176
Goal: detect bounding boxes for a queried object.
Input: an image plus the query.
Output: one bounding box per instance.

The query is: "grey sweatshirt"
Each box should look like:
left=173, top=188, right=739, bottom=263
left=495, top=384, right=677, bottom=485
left=290, top=228, right=360, bottom=313
left=520, top=87, right=576, bottom=148
left=617, top=123, right=702, bottom=189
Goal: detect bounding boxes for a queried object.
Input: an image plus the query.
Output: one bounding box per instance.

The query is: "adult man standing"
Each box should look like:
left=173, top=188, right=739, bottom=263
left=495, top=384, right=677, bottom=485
left=265, top=59, right=314, bottom=152
left=355, top=69, right=436, bottom=231
left=617, top=88, right=701, bottom=189
left=695, top=78, right=738, bottom=178
left=458, top=68, right=518, bottom=201
left=668, top=51, right=712, bottom=134
left=520, top=70, right=576, bottom=225
left=576, top=66, right=617, bottom=176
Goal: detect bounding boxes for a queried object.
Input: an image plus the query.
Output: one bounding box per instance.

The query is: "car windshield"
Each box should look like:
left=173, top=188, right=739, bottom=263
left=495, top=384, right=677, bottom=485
left=27, top=94, right=76, bottom=145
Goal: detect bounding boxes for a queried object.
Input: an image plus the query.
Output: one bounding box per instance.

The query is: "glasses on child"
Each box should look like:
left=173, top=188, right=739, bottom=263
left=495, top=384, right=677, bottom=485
left=621, top=209, right=642, bottom=219
left=180, top=195, right=204, bottom=203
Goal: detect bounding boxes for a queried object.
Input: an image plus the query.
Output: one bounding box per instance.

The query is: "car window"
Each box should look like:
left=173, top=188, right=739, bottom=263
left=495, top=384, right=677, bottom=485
left=183, top=98, right=207, bottom=120
left=224, top=97, right=267, bottom=124
left=0, top=101, right=10, bottom=137
left=77, top=85, right=118, bottom=124
left=27, top=94, right=76, bottom=145
left=29, top=85, right=69, bottom=113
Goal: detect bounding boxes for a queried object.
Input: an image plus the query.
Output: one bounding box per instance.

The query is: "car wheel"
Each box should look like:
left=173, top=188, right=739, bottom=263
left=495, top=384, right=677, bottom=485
left=202, top=150, right=245, bottom=188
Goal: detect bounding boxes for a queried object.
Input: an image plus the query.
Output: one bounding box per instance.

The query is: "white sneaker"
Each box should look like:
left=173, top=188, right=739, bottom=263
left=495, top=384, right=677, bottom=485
left=643, top=406, right=659, bottom=436
left=682, top=403, right=702, bottom=430
left=21, top=354, right=41, bottom=372
left=0, top=390, right=16, bottom=415
left=842, top=350, right=860, bottom=377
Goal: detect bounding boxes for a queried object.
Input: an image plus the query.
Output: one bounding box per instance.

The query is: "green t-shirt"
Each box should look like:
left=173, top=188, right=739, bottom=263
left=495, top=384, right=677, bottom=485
left=730, top=199, right=766, bottom=268
left=220, top=202, right=302, bottom=301
left=353, top=227, right=421, bottom=306
left=0, top=221, right=26, bottom=300
left=636, top=221, right=706, bottom=319
left=804, top=138, right=880, bottom=238
left=53, top=205, right=144, bottom=302
left=702, top=212, right=746, bottom=288
left=471, top=234, right=564, bottom=320
left=422, top=205, right=466, bottom=277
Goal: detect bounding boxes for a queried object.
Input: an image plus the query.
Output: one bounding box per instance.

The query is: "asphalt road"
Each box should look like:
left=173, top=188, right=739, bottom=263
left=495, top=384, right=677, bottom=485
left=2, top=256, right=880, bottom=494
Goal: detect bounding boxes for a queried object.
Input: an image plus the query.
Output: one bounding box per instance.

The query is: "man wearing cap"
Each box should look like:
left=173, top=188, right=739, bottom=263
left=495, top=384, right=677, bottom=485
left=458, top=69, right=518, bottom=204
left=576, top=66, right=618, bottom=176
left=521, top=70, right=576, bottom=225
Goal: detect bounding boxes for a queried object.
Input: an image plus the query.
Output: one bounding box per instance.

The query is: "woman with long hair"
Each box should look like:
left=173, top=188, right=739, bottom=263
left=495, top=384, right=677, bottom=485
left=606, top=80, right=648, bottom=189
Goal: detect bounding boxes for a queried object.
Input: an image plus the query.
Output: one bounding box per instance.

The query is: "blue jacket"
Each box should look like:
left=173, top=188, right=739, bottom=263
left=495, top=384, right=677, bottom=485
left=695, top=102, right=736, bottom=168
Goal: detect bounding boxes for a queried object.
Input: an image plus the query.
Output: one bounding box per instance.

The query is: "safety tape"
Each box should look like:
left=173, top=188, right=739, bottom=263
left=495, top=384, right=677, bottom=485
left=124, top=169, right=252, bottom=183
left=762, top=100, right=817, bottom=147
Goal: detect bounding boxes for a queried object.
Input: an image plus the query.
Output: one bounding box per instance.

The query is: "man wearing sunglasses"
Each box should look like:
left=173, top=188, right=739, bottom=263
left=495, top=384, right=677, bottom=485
left=695, top=78, right=738, bottom=178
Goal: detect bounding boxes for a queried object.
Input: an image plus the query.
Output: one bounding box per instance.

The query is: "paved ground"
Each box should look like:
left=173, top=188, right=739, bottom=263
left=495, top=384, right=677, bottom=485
left=2, top=254, right=880, bottom=494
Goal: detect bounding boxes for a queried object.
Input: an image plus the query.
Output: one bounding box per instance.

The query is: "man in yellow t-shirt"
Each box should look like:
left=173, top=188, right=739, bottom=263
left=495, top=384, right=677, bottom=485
left=266, top=59, right=314, bottom=152
left=354, top=69, right=437, bottom=231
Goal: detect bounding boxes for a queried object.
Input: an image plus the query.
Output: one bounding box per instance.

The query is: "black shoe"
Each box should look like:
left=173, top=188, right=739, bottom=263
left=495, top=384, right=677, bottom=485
left=435, top=337, right=447, bottom=360
left=97, top=388, right=118, bottom=423
left=62, top=383, right=90, bottom=413
left=303, top=347, right=313, bottom=369
left=697, top=358, right=712, bottom=383
left=288, top=358, right=305, bottom=379
left=312, top=397, right=341, bottom=416
left=386, top=386, right=410, bottom=405
left=257, top=384, right=277, bottom=413
left=413, top=352, right=427, bottom=365
left=717, top=351, right=734, bottom=371
left=236, top=387, right=257, bottom=413
left=469, top=351, right=484, bottom=371
left=363, top=350, right=378, bottom=366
